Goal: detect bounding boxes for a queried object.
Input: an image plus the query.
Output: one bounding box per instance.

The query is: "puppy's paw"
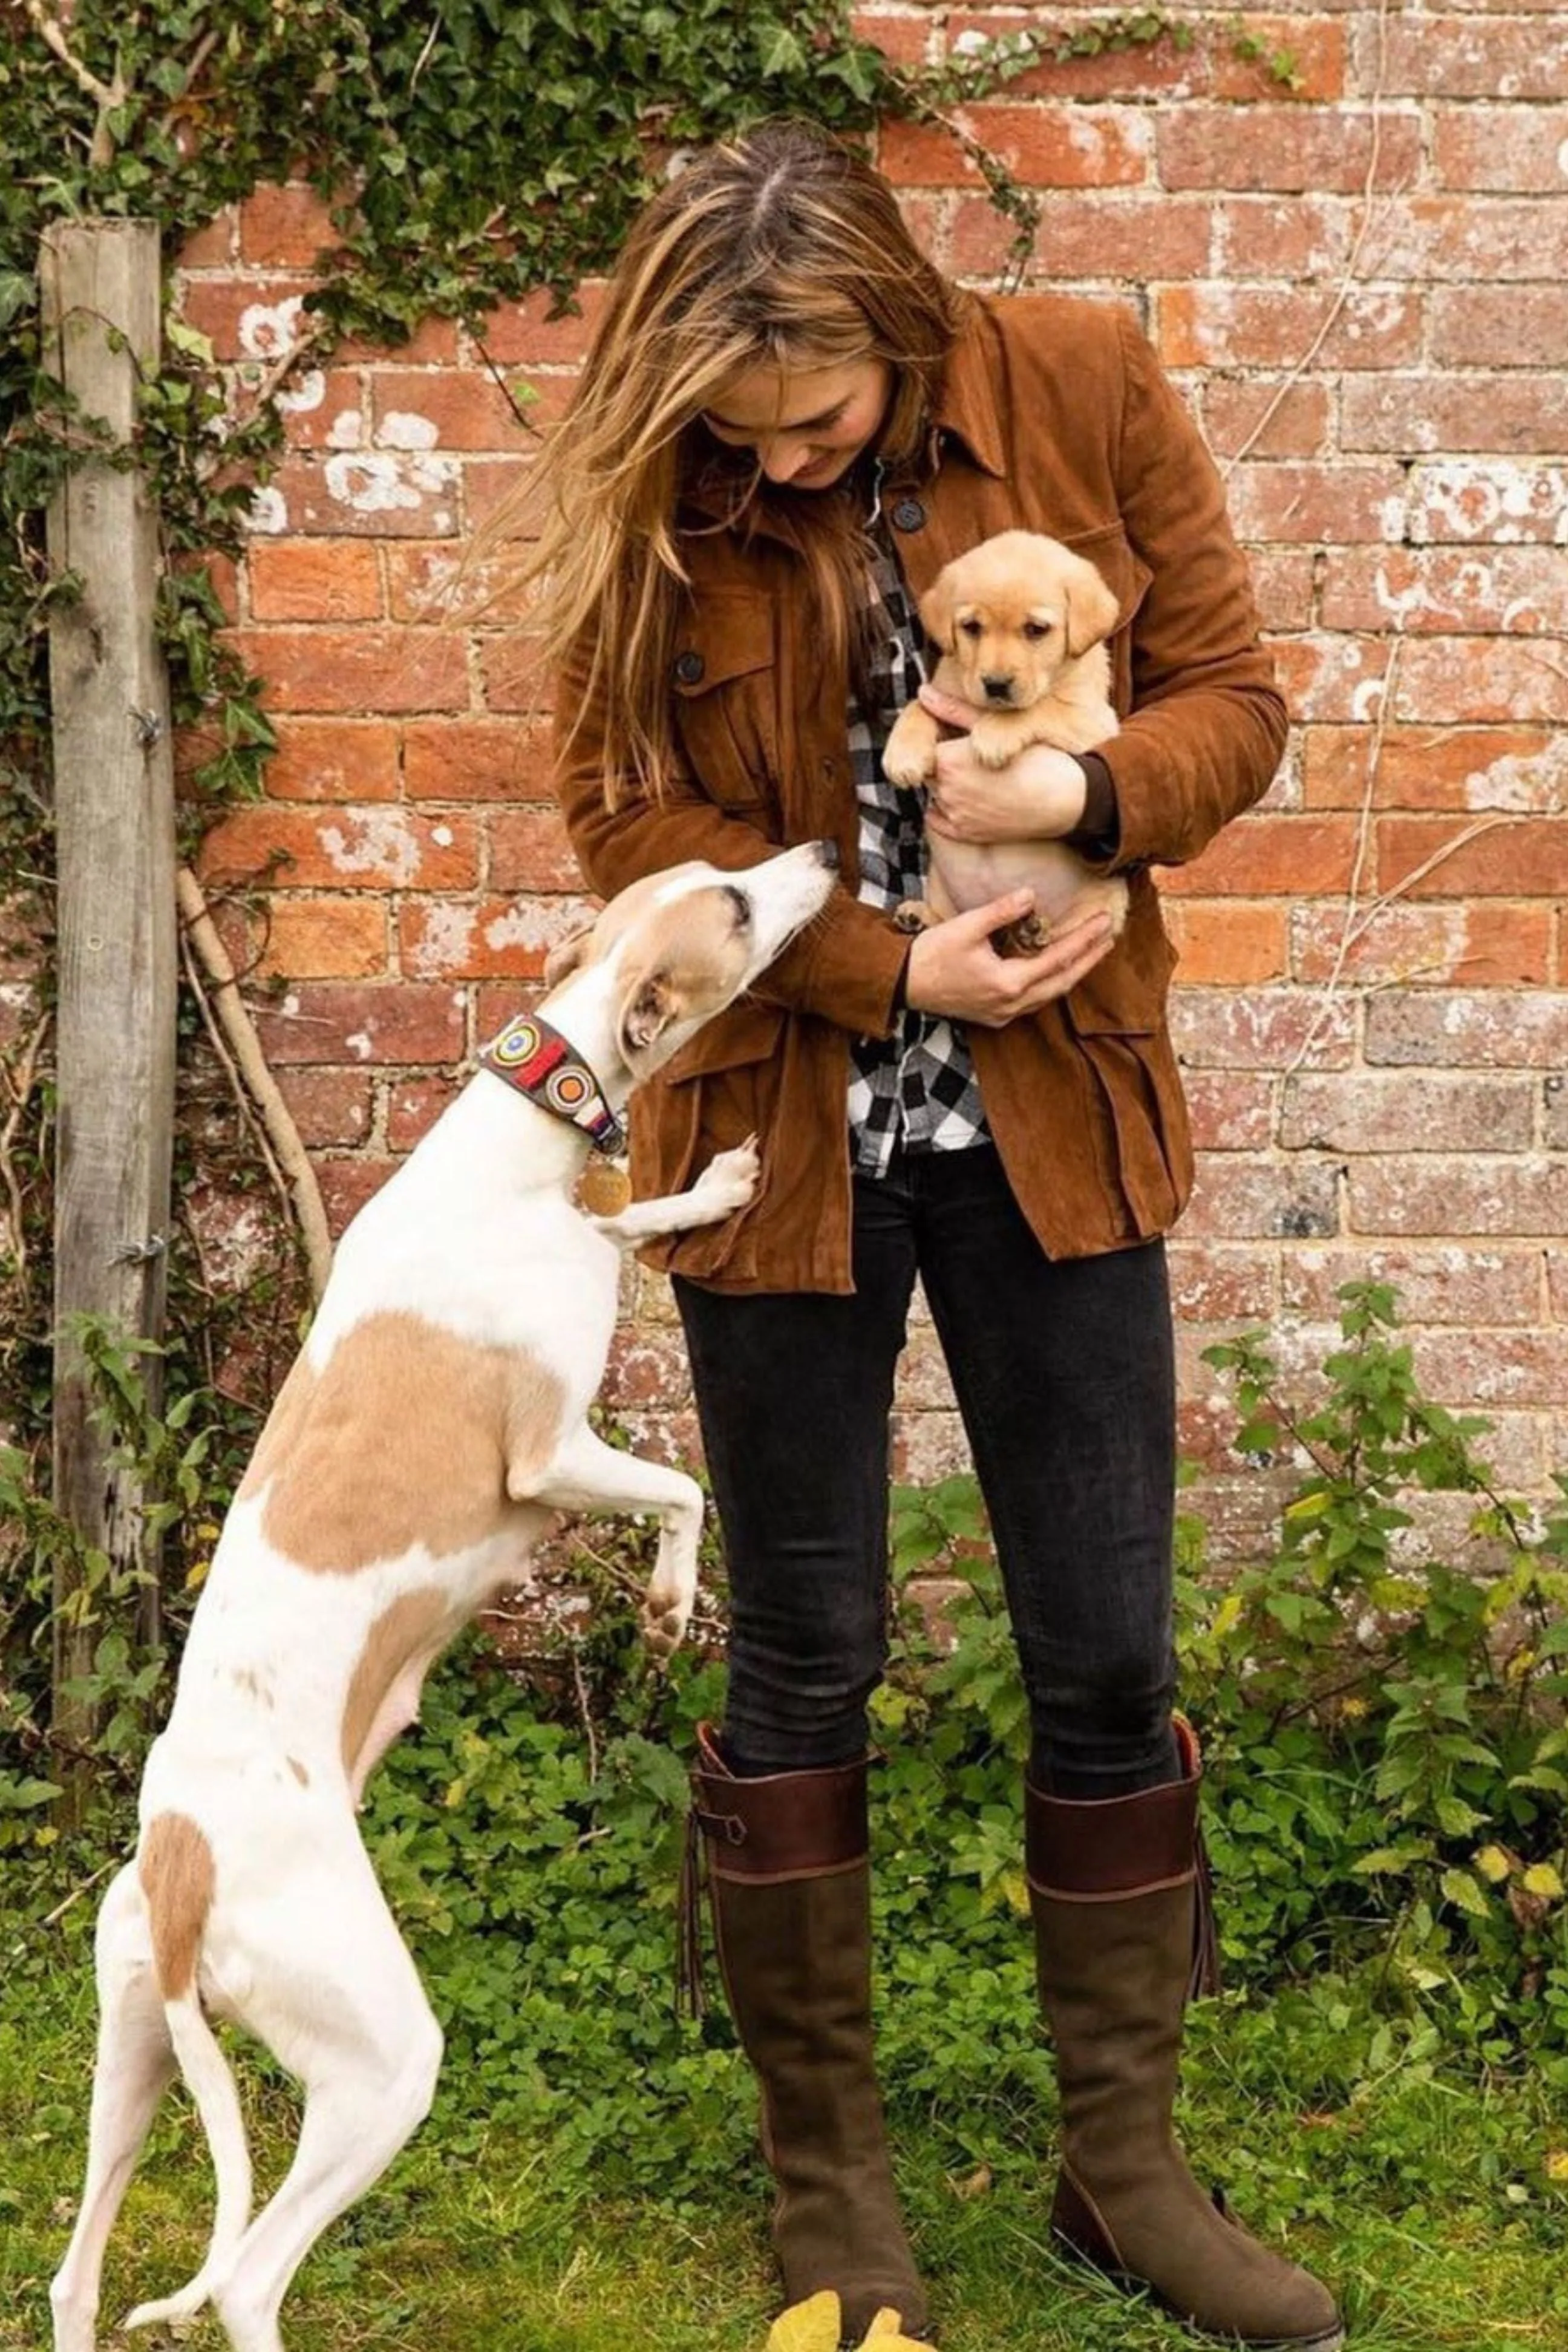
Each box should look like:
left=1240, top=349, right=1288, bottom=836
left=693, top=1134, right=760, bottom=1218
left=882, top=743, right=935, bottom=789
left=999, top=912, right=1051, bottom=957
left=893, top=898, right=938, bottom=934
left=967, top=715, right=1024, bottom=770
left=882, top=710, right=938, bottom=790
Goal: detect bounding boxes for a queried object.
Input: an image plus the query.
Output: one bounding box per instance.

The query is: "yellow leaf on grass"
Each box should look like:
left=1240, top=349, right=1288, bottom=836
left=860, top=2314, right=929, bottom=2348
left=1523, top=1863, right=1564, bottom=1901
left=765, top=2293, right=841, bottom=2352
left=1546, top=2150, right=1568, bottom=2182
left=1475, top=1844, right=1514, bottom=1883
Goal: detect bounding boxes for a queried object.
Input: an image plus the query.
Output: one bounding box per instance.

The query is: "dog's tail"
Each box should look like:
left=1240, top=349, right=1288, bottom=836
left=123, top=1818, right=253, bottom=2332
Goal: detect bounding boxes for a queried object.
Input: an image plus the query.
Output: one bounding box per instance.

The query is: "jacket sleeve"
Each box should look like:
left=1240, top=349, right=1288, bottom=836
left=552, top=646, right=909, bottom=1040
left=1088, top=312, right=1288, bottom=871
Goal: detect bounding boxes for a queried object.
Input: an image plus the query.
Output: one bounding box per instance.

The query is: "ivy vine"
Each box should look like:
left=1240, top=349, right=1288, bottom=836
left=0, top=1, right=1295, bottom=1799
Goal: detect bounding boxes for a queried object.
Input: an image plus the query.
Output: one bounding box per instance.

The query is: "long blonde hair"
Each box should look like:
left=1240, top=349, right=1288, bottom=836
left=506, top=121, right=967, bottom=803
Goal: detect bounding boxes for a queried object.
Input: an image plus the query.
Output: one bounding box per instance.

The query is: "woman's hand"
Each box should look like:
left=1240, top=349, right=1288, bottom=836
left=903, top=891, right=1115, bottom=1028
left=917, top=684, right=1089, bottom=843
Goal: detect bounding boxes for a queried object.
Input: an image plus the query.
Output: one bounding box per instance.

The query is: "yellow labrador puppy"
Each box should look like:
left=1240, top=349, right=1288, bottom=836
left=883, top=530, right=1127, bottom=952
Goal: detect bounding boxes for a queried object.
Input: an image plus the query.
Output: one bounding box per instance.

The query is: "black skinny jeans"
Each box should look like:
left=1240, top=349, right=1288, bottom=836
left=675, top=1140, right=1181, bottom=1800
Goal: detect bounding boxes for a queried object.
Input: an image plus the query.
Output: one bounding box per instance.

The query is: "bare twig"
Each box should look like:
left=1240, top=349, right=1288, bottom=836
left=568, top=1640, right=601, bottom=1782
left=176, top=864, right=334, bottom=1300
left=24, top=0, right=129, bottom=169
left=1221, top=0, right=1399, bottom=477
left=0, top=1012, right=51, bottom=1281
left=42, top=1855, right=119, bottom=1929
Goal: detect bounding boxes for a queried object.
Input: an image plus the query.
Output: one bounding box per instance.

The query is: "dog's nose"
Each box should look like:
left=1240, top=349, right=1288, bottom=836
left=981, top=674, right=1013, bottom=704
left=814, top=838, right=841, bottom=872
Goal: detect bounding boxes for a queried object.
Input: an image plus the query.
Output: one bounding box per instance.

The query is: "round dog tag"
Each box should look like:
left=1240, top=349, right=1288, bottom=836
left=577, top=1159, right=632, bottom=1216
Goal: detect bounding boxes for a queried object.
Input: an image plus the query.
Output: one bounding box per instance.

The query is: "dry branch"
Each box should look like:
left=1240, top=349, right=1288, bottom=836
left=176, top=864, right=334, bottom=1301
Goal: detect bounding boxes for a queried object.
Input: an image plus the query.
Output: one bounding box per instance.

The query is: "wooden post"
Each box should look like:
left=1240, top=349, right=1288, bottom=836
left=40, top=220, right=177, bottom=1805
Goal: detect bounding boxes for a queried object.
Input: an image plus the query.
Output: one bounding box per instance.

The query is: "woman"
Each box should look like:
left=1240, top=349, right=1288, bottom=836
left=526, top=122, right=1342, bottom=2351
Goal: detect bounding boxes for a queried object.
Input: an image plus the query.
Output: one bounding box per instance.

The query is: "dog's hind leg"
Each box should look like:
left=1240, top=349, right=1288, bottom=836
left=211, top=1858, right=443, bottom=2352
left=51, top=1867, right=177, bottom=2352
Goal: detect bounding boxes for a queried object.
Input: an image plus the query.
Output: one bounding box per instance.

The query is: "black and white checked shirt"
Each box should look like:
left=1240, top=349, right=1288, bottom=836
left=846, top=478, right=990, bottom=1176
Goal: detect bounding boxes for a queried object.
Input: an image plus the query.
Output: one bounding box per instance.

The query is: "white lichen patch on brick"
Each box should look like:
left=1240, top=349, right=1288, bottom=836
left=247, top=484, right=288, bottom=535
left=1351, top=675, right=1388, bottom=724
left=318, top=811, right=425, bottom=885
left=482, top=903, right=580, bottom=953
left=188, top=1187, right=275, bottom=1289
left=1464, top=731, right=1568, bottom=814
left=403, top=904, right=477, bottom=977
left=325, top=410, right=365, bottom=449
left=238, top=295, right=307, bottom=360
left=322, top=448, right=459, bottom=514
left=430, top=824, right=454, bottom=848
left=276, top=368, right=326, bottom=414
left=377, top=411, right=441, bottom=451
left=344, top=1030, right=374, bottom=1061
left=1410, top=460, right=1568, bottom=544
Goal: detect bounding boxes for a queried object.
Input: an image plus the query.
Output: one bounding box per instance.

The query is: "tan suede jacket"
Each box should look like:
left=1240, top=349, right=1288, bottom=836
left=554, top=293, right=1287, bottom=1292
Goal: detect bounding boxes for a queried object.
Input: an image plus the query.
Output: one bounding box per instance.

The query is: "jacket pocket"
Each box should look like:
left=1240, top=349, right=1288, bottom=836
left=633, top=1001, right=788, bottom=1279
left=1064, top=896, right=1175, bottom=1035
left=671, top=592, right=780, bottom=811
left=1062, top=904, right=1191, bottom=1238
left=1060, top=521, right=1153, bottom=719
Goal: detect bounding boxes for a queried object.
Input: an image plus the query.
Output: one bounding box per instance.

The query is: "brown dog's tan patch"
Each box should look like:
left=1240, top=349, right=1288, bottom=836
left=139, top=1814, right=215, bottom=2002
left=240, top=1312, right=564, bottom=1573
left=340, top=1586, right=452, bottom=1782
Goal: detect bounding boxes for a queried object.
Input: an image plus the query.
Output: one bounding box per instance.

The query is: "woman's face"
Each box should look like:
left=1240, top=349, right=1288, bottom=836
left=701, top=355, right=893, bottom=491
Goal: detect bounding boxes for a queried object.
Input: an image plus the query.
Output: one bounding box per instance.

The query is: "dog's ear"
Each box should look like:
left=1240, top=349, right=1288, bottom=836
left=543, top=927, right=593, bottom=988
left=918, top=565, right=958, bottom=653
left=1062, top=555, right=1121, bottom=658
left=617, top=968, right=677, bottom=1059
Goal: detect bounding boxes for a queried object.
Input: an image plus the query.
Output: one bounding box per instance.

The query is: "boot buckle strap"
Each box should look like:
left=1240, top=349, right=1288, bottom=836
left=694, top=1805, right=746, bottom=1846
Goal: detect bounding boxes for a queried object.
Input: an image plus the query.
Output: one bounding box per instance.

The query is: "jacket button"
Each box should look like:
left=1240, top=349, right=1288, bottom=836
left=675, top=650, right=705, bottom=685
left=891, top=497, right=926, bottom=532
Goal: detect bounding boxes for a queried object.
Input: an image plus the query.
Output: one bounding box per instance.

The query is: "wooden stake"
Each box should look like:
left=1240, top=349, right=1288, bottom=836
left=40, top=219, right=176, bottom=1816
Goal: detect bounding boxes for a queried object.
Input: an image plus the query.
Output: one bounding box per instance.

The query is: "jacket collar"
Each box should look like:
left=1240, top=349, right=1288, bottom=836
left=928, top=297, right=1008, bottom=480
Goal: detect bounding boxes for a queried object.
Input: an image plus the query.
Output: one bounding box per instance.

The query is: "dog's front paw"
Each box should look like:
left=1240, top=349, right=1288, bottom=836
left=693, top=1134, right=760, bottom=1219
left=641, top=1555, right=696, bottom=1662
left=882, top=710, right=938, bottom=789
left=882, top=743, right=934, bottom=789
left=893, top=898, right=937, bottom=934
left=967, top=715, right=1024, bottom=770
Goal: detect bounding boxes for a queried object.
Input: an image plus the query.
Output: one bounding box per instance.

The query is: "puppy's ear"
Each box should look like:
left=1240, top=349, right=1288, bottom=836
left=1062, top=554, right=1121, bottom=658
left=617, top=968, right=678, bottom=1059
left=543, top=927, right=593, bottom=988
left=918, top=564, right=958, bottom=653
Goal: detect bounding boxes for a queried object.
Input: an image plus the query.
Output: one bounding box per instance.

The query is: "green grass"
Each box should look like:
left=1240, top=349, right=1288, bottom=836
left=6, top=1956, right=1566, bottom=2352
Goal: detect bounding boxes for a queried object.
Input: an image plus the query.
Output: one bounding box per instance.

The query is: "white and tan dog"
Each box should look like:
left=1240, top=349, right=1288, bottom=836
left=883, top=529, right=1128, bottom=952
left=50, top=842, right=837, bottom=2352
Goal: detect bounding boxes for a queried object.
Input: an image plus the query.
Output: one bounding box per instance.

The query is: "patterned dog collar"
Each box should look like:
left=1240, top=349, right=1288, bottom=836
left=478, top=1011, right=627, bottom=1156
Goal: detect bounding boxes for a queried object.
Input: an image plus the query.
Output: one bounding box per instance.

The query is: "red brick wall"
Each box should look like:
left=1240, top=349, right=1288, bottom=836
left=173, top=8, right=1567, bottom=1545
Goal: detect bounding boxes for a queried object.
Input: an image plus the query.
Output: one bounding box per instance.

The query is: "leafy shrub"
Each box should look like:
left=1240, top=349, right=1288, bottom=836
left=7, top=1283, right=1566, bottom=2213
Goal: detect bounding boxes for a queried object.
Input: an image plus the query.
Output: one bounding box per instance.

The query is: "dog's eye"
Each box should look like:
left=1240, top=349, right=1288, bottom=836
left=1023, top=621, right=1053, bottom=641
left=723, top=884, right=753, bottom=929
left=959, top=618, right=983, bottom=639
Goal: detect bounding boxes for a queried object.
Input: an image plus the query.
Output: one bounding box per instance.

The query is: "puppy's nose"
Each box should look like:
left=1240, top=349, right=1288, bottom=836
left=813, top=838, right=840, bottom=872
left=981, top=674, right=1014, bottom=704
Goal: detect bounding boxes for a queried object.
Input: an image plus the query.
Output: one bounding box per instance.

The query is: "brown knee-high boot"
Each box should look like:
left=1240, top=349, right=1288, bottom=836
left=1027, top=1721, right=1343, bottom=2349
left=685, top=1725, right=929, bottom=2344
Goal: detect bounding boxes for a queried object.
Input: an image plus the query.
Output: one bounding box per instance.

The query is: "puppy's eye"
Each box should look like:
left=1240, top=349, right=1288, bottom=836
left=723, top=884, right=753, bottom=929
left=959, top=618, right=983, bottom=639
left=1023, top=621, right=1053, bottom=642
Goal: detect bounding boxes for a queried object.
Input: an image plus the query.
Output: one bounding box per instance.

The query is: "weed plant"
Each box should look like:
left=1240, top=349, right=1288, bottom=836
left=2, top=1284, right=1566, bottom=2344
